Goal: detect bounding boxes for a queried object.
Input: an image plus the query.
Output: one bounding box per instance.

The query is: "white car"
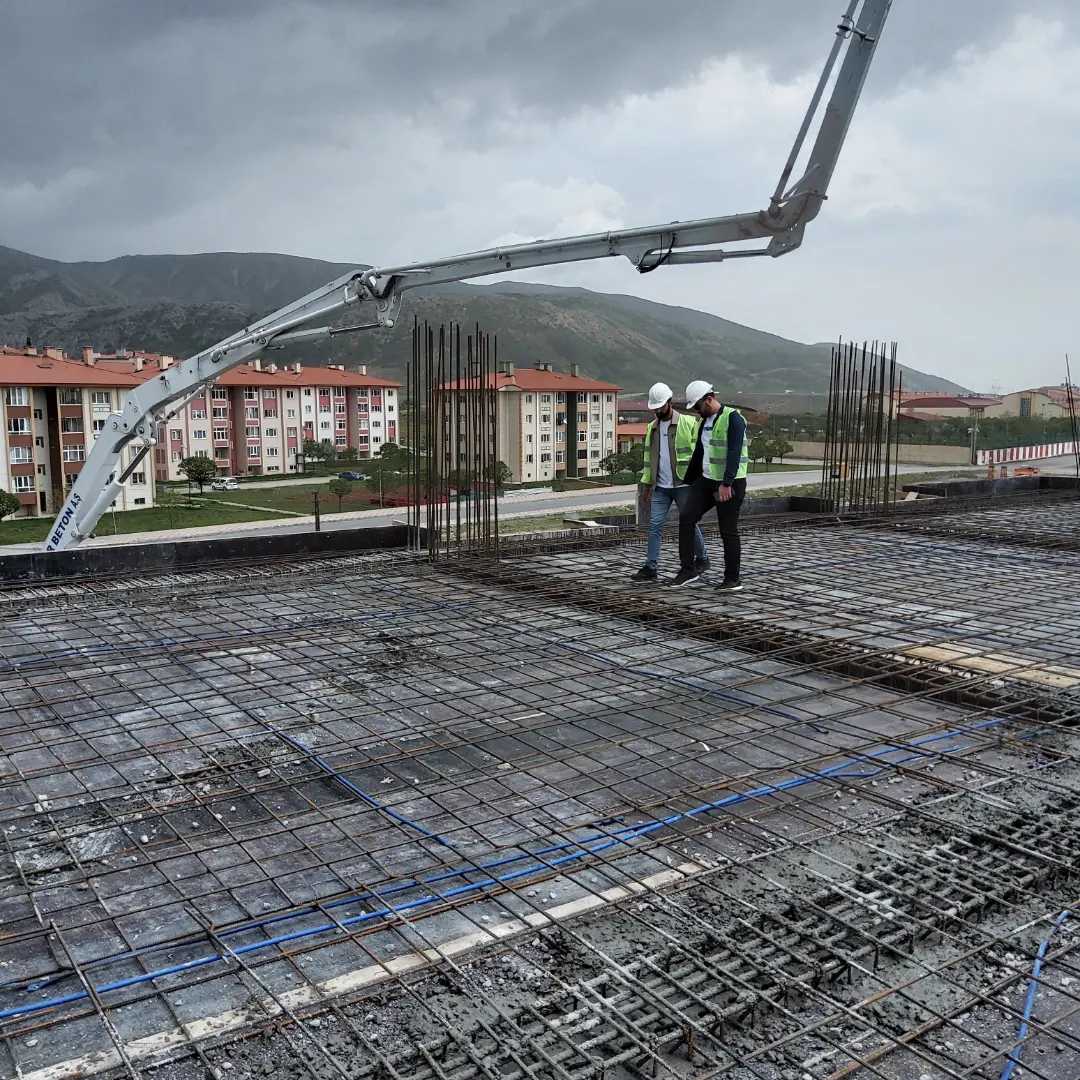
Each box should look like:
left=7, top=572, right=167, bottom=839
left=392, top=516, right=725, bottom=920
left=210, top=478, right=240, bottom=491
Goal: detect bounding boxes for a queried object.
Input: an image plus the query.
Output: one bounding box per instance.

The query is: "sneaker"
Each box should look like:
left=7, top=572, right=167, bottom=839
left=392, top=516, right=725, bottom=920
left=717, top=579, right=744, bottom=593
left=668, top=567, right=702, bottom=589
left=694, top=558, right=711, bottom=574
left=630, top=566, right=658, bottom=583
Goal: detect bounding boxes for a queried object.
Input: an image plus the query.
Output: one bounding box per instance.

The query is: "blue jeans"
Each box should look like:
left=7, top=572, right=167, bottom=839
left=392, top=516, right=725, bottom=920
left=646, top=486, right=706, bottom=569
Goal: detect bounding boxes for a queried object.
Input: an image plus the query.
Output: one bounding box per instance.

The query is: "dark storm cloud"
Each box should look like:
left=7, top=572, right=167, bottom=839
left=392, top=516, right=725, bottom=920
left=3, top=1, right=1078, bottom=388
left=3, top=0, right=1070, bottom=182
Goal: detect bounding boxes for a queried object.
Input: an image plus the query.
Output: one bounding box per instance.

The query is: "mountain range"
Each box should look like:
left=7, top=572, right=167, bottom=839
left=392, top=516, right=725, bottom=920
left=0, top=244, right=967, bottom=396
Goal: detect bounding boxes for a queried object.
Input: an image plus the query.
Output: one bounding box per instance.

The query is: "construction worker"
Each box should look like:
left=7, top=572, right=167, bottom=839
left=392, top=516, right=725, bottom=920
left=631, top=382, right=709, bottom=582
left=668, top=380, right=748, bottom=592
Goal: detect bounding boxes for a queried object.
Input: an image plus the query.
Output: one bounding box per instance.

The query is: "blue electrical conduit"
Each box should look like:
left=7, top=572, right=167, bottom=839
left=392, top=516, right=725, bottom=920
left=0, top=716, right=1005, bottom=1023
left=999, top=910, right=1071, bottom=1080
left=4, top=708, right=1011, bottom=999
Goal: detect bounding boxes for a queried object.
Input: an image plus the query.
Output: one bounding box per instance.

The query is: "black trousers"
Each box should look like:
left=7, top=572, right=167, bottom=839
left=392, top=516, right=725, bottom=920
left=678, top=477, right=747, bottom=580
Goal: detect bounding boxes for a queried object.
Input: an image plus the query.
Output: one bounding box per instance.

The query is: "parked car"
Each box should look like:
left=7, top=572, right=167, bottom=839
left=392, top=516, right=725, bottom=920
left=211, top=477, right=241, bottom=491
left=337, top=471, right=367, bottom=481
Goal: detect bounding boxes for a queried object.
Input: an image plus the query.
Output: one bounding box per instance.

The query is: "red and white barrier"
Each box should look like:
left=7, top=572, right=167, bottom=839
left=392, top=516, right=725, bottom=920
left=975, top=441, right=1078, bottom=465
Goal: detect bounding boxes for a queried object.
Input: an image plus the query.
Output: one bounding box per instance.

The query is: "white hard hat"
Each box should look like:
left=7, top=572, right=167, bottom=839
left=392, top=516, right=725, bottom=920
left=685, top=380, right=714, bottom=410
left=647, top=382, right=673, bottom=410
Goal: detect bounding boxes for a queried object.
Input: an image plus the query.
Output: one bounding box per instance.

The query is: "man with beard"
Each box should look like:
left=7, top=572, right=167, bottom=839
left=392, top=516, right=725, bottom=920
left=630, top=382, right=709, bottom=583
left=668, top=380, right=748, bottom=592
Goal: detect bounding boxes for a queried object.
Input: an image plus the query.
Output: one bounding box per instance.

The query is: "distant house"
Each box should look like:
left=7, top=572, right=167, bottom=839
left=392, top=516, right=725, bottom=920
left=616, top=422, right=649, bottom=454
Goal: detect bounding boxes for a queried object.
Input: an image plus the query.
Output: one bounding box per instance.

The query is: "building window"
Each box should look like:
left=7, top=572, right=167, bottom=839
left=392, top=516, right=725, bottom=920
left=540, top=433, right=550, bottom=443
left=133, top=497, right=146, bottom=505
left=287, top=409, right=296, bottom=419
left=34, top=436, right=44, bottom=447
left=540, top=452, right=552, bottom=462
left=304, top=405, right=313, bottom=415
left=578, top=431, right=587, bottom=444
left=170, top=428, right=183, bottom=440
left=286, top=390, right=295, bottom=399
left=245, top=407, right=258, bottom=420
left=212, top=407, right=228, bottom=419
left=212, top=388, right=229, bottom=399
left=191, top=408, right=207, bottom=419
left=304, top=388, right=312, bottom=397
left=33, top=408, right=43, bottom=420
left=92, top=419, right=107, bottom=433
left=193, top=429, right=207, bottom=439
left=320, top=420, right=331, bottom=430
left=525, top=395, right=533, bottom=403
left=91, top=391, right=111, bottom=406
left=243, top=388, right=258, bottom=400
left=245, top=445, right=259, bottom=459
left=61, top=417, right=84, bottom=433
left=334, top=435, right=347, bottom=446
left=215, top=447, right=230, bottom=459
left=58, top=389, right=81, bottom=405
left=591, top=431, right=599, bottom=442
left=591, top=394, right=600, bottom=404
left=246, top=425, right=260, bottom=437
left=13, top=475, right=32, bottom=492
left=525, top=414, right=533, bottom=423
left=1020, top=397, right=1032, bottom=418
left=36, top=464, right=46, bottom=476
left=267, top=446, right=279, bottom=457
left=556, top=451, right=565, bottom=464
left=214, top=427, right=229, bottom=441
left=525, top=453, right=534, bottom=463
left=4, top=388, right=28, bottom=406
left=62, top=446, right=85, bottom=462
left=7, top=418, right=29, bottom=434
left=262, top=389, right=277, bottom=399
left=590, top=449, right=600, bottom=458
left=130, top=471, right=146, bottom=485
left=541, top=414, right=550, bottom=424
left=9, top=446, right=32, bottom=464
left=264, top=427, right=277, bottom=437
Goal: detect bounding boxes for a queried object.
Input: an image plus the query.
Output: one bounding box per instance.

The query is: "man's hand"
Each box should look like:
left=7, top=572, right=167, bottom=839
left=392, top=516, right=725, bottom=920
left=715, top=483, right=733, bottom=504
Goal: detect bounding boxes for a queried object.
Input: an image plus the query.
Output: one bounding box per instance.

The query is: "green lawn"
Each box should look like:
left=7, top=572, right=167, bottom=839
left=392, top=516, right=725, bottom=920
left=0, top=502, right=284, bottom=546
left=747, top=462, right=819, bottom=473
left=193, top=482, right=382, bottom=514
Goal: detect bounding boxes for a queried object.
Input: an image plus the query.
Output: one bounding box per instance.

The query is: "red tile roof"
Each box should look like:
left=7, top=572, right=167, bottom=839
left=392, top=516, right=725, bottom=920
left=214, top=364, right=398, bottom=389
left=443, top=368, right=620, bottom=393
left=0, top=349, right=144, bottom=388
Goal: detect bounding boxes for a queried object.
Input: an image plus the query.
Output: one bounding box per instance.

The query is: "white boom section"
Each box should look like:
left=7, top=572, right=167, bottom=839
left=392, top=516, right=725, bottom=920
left=45, top=0, right=890, bottom=552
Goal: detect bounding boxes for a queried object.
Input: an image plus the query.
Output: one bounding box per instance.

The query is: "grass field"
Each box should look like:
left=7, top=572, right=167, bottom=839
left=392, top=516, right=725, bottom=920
left=0, top=502, right=283, bottom=546
left=192, top=482, right=383, bottom=514
left=747, top=462, right=819, bottom=473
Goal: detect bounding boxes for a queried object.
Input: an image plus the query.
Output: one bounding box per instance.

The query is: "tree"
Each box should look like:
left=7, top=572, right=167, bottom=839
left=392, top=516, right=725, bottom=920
left=0, top=489, right=22, bottom=521
left=179, top=455, right=218, bottom=493
left=490, top=460, right=512, bottom=491
left=770, top=437, right=794, bottom=466
left=327, top=477, right=352, bottom=511
left=749, top=434, right=770, bottom=470
left=600, top=450, right=639, bottom=485
left=302, top=439, right=323, bottom=465
left=338, top=446, right=358, bottom=464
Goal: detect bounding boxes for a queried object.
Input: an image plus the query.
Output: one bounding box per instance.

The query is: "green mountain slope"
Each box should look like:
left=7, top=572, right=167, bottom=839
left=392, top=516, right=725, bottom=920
left=0, top=245, right=967, bottom=395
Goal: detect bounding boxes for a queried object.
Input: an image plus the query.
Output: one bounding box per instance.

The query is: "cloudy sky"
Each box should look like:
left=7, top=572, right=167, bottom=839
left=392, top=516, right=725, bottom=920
left=3, top=0, right=1078, bottom=391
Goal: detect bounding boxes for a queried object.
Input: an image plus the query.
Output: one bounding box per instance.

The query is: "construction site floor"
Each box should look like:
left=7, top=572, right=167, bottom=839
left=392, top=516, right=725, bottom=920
left=2, top=487, right=1079, bottom=1080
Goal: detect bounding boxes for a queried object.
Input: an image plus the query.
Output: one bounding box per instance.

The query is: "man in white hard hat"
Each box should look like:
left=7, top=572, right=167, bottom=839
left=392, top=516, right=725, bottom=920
left=630, top=382, right=709, bottom=582
left=667, top=380, right=749, bottom=592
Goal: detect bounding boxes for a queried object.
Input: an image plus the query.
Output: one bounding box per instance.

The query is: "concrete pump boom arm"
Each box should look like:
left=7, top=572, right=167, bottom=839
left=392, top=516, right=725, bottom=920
left=44, top=0, right=889, bottom=552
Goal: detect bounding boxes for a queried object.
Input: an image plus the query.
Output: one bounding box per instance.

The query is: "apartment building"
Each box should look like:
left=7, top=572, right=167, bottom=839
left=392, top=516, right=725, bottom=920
left=443, top=363, right=620, bottom=484
left=147, top=360, right=400, bottom=481
left=70, top=349, right=400, bottom=481
left=0, top=347, right=154, bottom=518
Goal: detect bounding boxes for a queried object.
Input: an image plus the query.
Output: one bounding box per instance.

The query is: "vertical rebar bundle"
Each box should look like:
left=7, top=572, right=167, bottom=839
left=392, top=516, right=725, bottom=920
left=407, top=319, right=499, bottom=559
left=1065, top=354, right=1080, bottom=480
left=820, top=338, right=902, bottom=513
